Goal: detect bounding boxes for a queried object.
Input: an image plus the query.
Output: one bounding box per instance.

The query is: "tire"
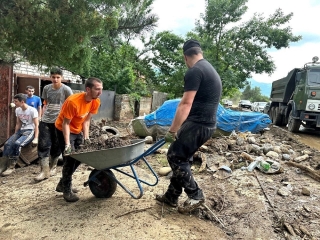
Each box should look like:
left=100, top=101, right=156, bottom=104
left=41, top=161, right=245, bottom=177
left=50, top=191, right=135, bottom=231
left=88, top=169, right=117, bottom=198
left=269, top=107, right=274, bottom=122
left=101, top=126, right=120, bottom=137
left=287, top=110, right=301, bottom=133
left=273, top=107, right=283, bottom=126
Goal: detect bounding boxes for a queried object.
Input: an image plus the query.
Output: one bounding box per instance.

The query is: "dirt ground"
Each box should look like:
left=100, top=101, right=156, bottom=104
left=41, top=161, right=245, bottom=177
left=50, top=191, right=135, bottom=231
left=1, top=121, right=320, bottom=240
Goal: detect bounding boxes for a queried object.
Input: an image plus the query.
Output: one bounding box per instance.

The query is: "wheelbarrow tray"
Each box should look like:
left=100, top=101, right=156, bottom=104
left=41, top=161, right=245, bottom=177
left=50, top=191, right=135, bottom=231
left=69, top=139, right=145, bottom=170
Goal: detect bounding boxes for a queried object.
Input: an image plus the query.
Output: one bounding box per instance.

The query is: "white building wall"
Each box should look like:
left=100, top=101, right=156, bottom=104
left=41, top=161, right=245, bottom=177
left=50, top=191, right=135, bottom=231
left=13, top=62, right=81, bottom=83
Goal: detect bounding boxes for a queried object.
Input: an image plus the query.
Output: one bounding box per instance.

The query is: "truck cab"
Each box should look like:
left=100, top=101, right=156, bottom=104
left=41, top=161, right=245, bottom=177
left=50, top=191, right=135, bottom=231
left=269, top=56, right=320, bottom=132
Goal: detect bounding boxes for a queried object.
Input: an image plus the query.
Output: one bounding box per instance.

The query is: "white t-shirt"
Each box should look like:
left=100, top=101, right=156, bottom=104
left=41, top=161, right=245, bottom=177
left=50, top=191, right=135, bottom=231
left=15, top=106, right=38, bottom=130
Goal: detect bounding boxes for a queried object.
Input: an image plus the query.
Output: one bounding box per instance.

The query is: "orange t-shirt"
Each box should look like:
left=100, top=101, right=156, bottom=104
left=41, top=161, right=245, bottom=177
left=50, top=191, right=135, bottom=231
left=55, top=92, right=100, bottom=134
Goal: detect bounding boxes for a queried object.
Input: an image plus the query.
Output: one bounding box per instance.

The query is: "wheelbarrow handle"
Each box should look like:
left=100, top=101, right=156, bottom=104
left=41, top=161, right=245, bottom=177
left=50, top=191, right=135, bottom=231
left=143, top=138, right=166, bottom=157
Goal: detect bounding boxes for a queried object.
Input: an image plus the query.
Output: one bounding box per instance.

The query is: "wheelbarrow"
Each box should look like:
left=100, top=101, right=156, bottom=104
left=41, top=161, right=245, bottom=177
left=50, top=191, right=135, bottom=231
left=69, top=139, right=166, bottom=199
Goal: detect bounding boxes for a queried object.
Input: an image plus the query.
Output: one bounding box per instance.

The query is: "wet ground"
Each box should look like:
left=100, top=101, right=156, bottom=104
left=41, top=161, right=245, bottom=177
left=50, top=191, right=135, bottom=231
left=294, top=127, right=320, bottom=151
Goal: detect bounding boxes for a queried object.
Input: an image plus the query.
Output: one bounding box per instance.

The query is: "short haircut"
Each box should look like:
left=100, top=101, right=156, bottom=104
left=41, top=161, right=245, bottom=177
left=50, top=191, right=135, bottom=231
left=26, top=85, right=35, bottom=90
left=14, top=93, right=27, bottom=102
left=50, top=67, right=63, bottom=76
left=85, top=77, right=102, bottom=89
left=183, top=47, right=203, bottom=57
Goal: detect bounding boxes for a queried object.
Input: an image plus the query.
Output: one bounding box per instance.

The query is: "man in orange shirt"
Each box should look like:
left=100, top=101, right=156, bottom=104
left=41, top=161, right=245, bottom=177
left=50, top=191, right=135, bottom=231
left=55, top=77, right=103, bottom=202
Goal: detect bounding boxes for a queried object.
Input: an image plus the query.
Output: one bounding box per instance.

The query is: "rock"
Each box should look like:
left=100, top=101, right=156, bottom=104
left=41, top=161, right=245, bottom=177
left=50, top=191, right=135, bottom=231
left=277, top=187, right=291, bottom=197
left=251, top=144, right=261, bottom=154
left=262, top=144, right=273, bottom=154
left=273, top=146, right=282, bottom=154
left=266, top=151, right=279, bottom=159
left=144, top=136, right=153, bottom=144
left=282, top=154, right=291, bottom=161
left=236, top=137, right=245, bottom=146
left=301, top=150, right=312, bottom=155
left=200, top=145, right=208, bottom=151
left=158, top=167, right=172, bottom=176
left=301, top=187, right=311, bottom=196
left=99, top=134, right=109, bottom=142
left=280, top=146, right=290, bottom=154
left=247, top=137, right=256, bottom=144
left=294, top=154, right=309, bottom=162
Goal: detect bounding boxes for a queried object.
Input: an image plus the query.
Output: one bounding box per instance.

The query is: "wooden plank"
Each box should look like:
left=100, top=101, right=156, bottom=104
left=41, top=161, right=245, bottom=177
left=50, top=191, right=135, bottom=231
left=20, top=143, right=38, bottom=165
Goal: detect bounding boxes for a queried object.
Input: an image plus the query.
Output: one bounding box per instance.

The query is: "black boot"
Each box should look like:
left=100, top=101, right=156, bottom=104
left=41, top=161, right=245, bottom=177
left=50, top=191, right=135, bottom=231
left=62, top=177, right=79, bottom=202
left=56, top=178, right=79, bottom=193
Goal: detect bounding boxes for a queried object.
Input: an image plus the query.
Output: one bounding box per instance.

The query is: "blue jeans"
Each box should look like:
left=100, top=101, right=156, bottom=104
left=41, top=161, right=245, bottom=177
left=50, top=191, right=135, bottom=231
left=3, top=129, right=34, bottom=157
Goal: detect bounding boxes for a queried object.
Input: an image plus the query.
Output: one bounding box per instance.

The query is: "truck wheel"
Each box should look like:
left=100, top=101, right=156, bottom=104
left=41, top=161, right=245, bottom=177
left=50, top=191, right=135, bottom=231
left=269, top=107, right=274, bottom=122
left=88, top=169, right=117, bottom=198
left=287, top=110, right=301, bottom=133
left=273, top=107, right=283, bottom=126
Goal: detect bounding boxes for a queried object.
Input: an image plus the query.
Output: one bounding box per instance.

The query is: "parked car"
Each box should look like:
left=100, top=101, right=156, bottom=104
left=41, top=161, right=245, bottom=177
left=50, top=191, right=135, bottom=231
left=238, top=100, right=252, bottom=109
left=254, top=102, right=268, bottom=112
left=227, top=100, right=233, bottom=107
left=222, top=99, right=233, bottom=107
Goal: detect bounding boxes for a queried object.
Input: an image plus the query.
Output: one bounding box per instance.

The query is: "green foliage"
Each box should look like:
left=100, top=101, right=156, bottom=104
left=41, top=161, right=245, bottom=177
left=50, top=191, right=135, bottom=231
left=193, top=0, right=301, bottom=96
left=241, top=85, right=269, bottom=102
left=0, top=0, right=157, bottom=74
left=141, top=31, right=186, bottom=98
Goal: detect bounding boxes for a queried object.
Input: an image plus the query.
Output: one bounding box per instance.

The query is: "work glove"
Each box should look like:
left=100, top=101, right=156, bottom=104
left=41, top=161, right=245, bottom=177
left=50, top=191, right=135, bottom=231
left=64, top=144, right=72, bottom=156
left=84, top=138, right=91, bottom=145
left=164, top=131, right=176, bottom=143
left=32, top=138, right=38, bottom=147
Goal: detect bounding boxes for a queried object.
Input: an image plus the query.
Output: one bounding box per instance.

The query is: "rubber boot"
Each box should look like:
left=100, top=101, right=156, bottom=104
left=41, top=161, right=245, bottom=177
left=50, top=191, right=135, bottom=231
left=55, top=178, right=79, bottom=193
left=62, top=177, right=79, bottom=202
left=2, top=157, right=18, bottom=177
left=34, top=157, right=50, bottom=182
left=0, top=156, right=9, bottom=175
left=49, top=156, right=59, bottom=177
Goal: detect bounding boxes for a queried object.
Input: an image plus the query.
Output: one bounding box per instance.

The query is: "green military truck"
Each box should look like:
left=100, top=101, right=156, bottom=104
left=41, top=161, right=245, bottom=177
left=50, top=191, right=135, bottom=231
left=268, top=56, right=320, bottom=132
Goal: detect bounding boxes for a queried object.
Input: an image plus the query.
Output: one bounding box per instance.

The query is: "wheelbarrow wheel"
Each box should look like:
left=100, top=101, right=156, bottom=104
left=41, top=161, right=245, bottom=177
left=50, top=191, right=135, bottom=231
left=88, top=169, right=117, bottom=198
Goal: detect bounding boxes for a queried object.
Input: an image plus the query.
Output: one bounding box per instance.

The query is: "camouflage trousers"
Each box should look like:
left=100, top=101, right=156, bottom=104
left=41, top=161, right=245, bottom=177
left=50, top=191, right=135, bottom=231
left=165, top=121, right=215, bottom=201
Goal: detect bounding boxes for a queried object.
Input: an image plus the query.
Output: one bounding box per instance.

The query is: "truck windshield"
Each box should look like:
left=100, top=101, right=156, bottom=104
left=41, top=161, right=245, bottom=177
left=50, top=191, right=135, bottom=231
left=308, top=69, right=320, bottom=85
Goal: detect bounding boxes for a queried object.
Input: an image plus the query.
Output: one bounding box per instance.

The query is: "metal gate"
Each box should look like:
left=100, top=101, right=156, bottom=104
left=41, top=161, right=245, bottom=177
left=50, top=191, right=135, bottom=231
left=0, top=64, right=14, bottom=144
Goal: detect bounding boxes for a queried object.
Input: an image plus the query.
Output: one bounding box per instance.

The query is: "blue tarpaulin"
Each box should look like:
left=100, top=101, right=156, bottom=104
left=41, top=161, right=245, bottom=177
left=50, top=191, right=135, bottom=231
left=216, top=105, right=271, bottom=133
left=144, top=99, right=180, bottom=127
left=143, top=99, right=271, bottom=133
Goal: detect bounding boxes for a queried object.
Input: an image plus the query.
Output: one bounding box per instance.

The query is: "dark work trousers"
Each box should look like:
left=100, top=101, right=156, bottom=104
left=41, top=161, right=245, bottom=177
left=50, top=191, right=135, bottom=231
left=38, top=121, right=61, bottom=159
left=55, top=128, right=83, bottom=185
left=166, top=121, right=215, bottom=201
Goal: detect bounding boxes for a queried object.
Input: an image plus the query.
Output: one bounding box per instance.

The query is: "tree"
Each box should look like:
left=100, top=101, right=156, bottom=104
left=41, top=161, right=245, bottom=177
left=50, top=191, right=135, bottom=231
left=141, top=31, right=186, bottom=98
left=193, top=0, right=301, bottom=95
left=0, top=0, right=158, bottom=74
left=241, top=85, right=269, bottom=102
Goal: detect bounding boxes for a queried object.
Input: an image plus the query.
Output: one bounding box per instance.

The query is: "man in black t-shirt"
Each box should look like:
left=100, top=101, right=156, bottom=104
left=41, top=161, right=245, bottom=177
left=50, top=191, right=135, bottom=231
left=156, top=39, right=222, bottom=213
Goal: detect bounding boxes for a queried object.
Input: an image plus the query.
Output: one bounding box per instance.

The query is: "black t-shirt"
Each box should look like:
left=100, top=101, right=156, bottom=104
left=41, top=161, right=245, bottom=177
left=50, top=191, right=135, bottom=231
left=184, top=59, right=222, bottom=127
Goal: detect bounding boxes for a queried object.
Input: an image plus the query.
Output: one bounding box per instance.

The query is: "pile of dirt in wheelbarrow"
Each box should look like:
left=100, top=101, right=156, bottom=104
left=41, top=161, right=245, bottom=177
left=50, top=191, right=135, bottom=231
left=71, top=120, right=138, bottom=154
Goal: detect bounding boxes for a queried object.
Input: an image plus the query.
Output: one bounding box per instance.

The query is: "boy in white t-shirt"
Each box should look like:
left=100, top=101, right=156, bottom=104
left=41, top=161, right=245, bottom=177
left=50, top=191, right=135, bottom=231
left=1, top=93, right=39, bottom=176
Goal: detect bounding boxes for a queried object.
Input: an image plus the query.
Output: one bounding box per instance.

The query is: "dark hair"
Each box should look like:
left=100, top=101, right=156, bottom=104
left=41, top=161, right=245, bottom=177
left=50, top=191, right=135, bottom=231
left=26, top=85, right=35, bottom=90
left=85, top=77, right=102, bottom=89
left=50, top=67, right=63, bottom=76
left=14, top=93, right=27, bottom=102
left=183, top=47, right=203, bottom=57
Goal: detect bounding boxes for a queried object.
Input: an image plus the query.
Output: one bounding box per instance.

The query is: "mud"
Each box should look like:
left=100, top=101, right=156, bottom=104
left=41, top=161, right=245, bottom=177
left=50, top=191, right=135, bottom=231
left=0, top=121, right=320, bottom=240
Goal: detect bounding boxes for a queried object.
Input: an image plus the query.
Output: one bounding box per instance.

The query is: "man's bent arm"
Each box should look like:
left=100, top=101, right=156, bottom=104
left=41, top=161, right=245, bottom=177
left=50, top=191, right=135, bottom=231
left=169, top=90, right=196, bottom=133
left=62, top=118, right=71, bottom=145
left=82, top=113, right=92, bottom=139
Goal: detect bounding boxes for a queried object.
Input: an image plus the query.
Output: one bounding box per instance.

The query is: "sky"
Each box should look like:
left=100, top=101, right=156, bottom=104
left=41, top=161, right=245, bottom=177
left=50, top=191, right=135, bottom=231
left=151, top=0, right=320, bottom=83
